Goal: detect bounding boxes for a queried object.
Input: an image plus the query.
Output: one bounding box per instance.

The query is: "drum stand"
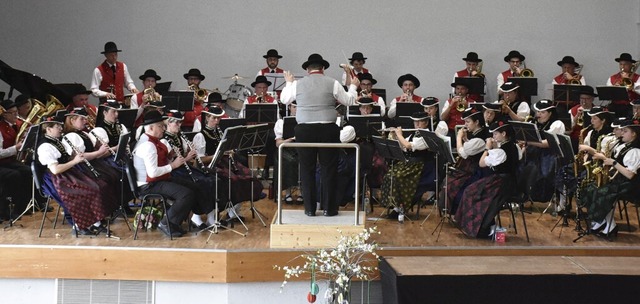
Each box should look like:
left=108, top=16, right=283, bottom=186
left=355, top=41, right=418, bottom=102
left=248, top=151, right=268, bottom=227
left=551, top=167, right=573, bottom=237
left=205, top=163, right=247, bottom=243
left=422, top=154, right=442, bottom=225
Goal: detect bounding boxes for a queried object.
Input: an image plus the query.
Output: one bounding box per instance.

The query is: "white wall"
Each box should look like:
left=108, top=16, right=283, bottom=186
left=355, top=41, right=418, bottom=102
left=1, top=0, right=638, bottom=105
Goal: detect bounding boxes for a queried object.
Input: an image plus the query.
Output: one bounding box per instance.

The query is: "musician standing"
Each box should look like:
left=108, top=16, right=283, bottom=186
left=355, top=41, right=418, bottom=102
left=90, top=41, right=138, bottom=104
left=441, top=79, right=475, bottom=137
left=606, top=53, right=640, bottom=118
left=452, top=52, right=485, bottom=102
left=342, top=52, right=370, bottom=86
left=182, top=68, right=208, bottom=129
left=553, top=56, right=586, bottom=85
left=497, top=50, right=526, bottom=95
left=0, top=99, right=29, bottom=220
left=388, top=74, right=424, bottom=119
left=357, top=73, right=385, bottom=117
left=130, top=69, right=162, bottom=126
left=281, top=53, right=359, bottom=216
left=257, top=49, right=284, bottom=76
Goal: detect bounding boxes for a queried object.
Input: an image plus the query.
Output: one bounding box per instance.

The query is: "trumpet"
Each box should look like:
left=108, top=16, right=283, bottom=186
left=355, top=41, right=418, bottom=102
left=143, top=87, right=161, bottom=103
left=359, top=89, right=371, bottom=98
left=576, top=107, right=585, bottom=126
left=62, top=136, right=100, bottom=178
left=189, top=84, right=208, bottom=102
left=567, top=64, right=583, bottom=85
left=179, top=133, right=208, bottom=173
left=402, top=90, right=413, bottom=102
left=89, top=130, right=116, bottom=156
left=455, top=96, right=467, bottom=112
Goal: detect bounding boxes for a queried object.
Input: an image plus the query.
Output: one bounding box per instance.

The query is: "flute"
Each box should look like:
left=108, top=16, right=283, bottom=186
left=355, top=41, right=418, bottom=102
left=172, top=146, right=198, bottom=182
left=62, top=136, right=100, bottom=178
left=179, top=133, right=208, bottom=173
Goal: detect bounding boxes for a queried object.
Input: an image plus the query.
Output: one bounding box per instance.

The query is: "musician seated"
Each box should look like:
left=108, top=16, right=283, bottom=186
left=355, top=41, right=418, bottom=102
left=356, top=73, right=385, bottom=117
left=342, top=52, right=370, bottom=86
left=568, top=86, right=596, bottom=151
left=453, top=52, right=485, bottom=102
left=499, top=82, right=530, bottom=122
left=580, top=119, right=640, bottom=239
left=14, top=94, right=32, bottom=121
left=454, top=120, right=519, bottom=238
left=420, top=97, right=448, bottom=137
left=133, top=111, right=204, bottom=238
left=0, top=99, right=30, bottom=220
left=441, top=107, right=490, bottom=215
left=482, top=101, right=504, bottom=127
left=521, top=100, right=566, bottom=203
left=182, top=68, right=207, bottom=129
left=553, top=56, right=585, bottom=86
left=606, top=53, right=640, bottom=118
left=38, top=113, right=119, bottom=235
left=134, top=101, right=166, bottom=141
left=130, top=69, right=162, bottom=126
left=441, top=79, right=475, bottom=137
left=192, top=105, right=264, bottom=223
left=191, top=93, right=228, bottom=132
left=273, top=101, right=301, bottom=204
left=240, top=75, right=276, bottom=118
left=497, top=50, right=526, bottom=95
left=388, top=74, right=423, bottom=119
left=66, top=85, right=98, bottom=115
left=381, top=112, right=437, bottom=217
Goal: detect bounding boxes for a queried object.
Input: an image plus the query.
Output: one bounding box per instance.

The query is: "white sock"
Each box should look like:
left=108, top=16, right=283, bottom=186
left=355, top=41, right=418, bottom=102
left=227, top=207, right=237, bottom=219
left=206, top=211, right=216, bottom=225
left=93, top=221, right=102, bottom=227
left=191, top=214, right=204, bottom=225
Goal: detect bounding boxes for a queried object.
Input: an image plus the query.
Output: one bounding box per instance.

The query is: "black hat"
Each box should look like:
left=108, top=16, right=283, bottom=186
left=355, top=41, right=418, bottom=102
left=183, top=68, right=205, bottom=80
left=99, top=100, right=122, bottom=110
left=579, top=85, right=598, bottom=97
left=66, top=107, right=88, bottom=117
left=207, top=92, right=225, bottom=103
left=72, top=84, right=92, bottom=97
left=165, top=109, right=184, bottom=120
left=14, top=94, right=30, bottom=107
left=621, top=118, right=640, bottom=129
left=397, top=74, right=420, bottom=88
left=557, top=56, right=579, bottom=67
left=357, top=97, right=375, bottom=106
left=410, top=111, right=428, bottom=121
left=483, top=101, right=502, bottom=111
left=101, top=41, right=122, bottom=54
left=631, top=99, right=640, bottom=106
left=615, top=53, right=636, bottom=63
left=358, top=73, right=377, bottom=85
left=499, top=82, right=520, bottom=93
left=533, top=99, right=556, bottom=112
left=302, top=53, right=330, bottom=70
left=587, top=106, right=609, bottom=117
left=462, top=107, right=482, bottom=120
left=611, top=116, right=627, bottom=128
left=489, top=120, right=511, bottom=133
left=251, top=75, right=272, bottom=88
left=142, top=111, right=167, bottom=126
left=203, top=105, right=225, bottom=117
left=0, top=99, right=16, bottom=111
left=139, top=69, right=161, bottom=81
left=40, top=112, right=65, bottom=125
left=146, top=101, right=165, bottom=108
left=349, top=52, right=367, bottom=62
left=504, top=50, right=525, bottom=62
left=462, top=52, right=482, bottom=63
left=421, top=97, right=439, bottom=107
left=450, top=78, right=470, bottom=88
left=263, top=49, right=283, bottom=59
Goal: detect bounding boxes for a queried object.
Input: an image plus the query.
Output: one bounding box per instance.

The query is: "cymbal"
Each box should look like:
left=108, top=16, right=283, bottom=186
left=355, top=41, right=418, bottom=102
left=221, top=74, right=248, bottom=81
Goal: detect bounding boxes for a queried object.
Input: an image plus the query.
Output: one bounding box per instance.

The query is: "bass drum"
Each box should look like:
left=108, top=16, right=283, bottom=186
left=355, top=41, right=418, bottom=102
left=225, top=84, right=252, bottom=111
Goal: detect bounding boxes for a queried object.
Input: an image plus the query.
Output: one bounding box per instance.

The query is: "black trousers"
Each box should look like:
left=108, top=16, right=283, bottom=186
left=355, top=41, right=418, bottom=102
left=0, top=160, right=31, bottom=215
left=295, top=123, right=339, bottom=213
left=140, top=177, right=205, bottom=226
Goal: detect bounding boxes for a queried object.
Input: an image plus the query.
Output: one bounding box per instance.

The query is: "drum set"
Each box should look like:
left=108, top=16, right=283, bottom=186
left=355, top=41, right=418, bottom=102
left=222, top=74, right=253, bottom=111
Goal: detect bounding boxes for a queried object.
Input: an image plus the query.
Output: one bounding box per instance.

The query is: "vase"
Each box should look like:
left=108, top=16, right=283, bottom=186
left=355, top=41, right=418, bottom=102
left=327, top=278, right=351, bottom=304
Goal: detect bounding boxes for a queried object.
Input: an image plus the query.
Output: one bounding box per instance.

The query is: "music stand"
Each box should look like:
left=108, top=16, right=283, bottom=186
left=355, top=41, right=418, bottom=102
left=116, top=109, right=137, bottom=133
left=507, top=77, right=538, bottom=97
left=545, top=132, right=576, bottom=234
left=154, top=82, right=172, bottom=95
left=264, top=73, right=303, bottom=91
left=510, top=121, right=542, bottom=143
left=219, top=118, right=246, bottom=132
left=371, top=136, right=407, bottom=223
left=349, top=116, right=383, bottom=139
left=395, top=103, right=423, bottom=117
left=162, top=91, right=195, bottom=112
left=205, top=125, right=248, bottom=240
left=105, top=132, right=134, bottom=239
left=283, top=117, right=297, bottom=139
left=371, top=88, right=386, bottom=102
left=245, top=104, right=278, bottom=125
left=553, top=84, right=583, bottom=106
left=596, top=86, right=628, bottom=106
left=456, top=77, right=484, bottom=96
left=236, top=124, right=271, bottom=227
left=9, top=125, right=40, bottom=226
left=347, top=105, right=381, bottom=117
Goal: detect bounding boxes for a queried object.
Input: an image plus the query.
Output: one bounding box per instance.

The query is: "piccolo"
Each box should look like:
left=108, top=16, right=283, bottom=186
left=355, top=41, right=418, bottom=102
left=62, top=136, right=100, bottom=178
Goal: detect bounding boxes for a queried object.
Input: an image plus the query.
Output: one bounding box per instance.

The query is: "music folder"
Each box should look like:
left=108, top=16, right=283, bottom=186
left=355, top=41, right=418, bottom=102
left=596, top=86, right=628, bottom=102
left=219, top=118, right=246, bottom=131
left=154, top=82, right=172, bottom=95
left=510, top=121, right=542, bottom=143
left=507, top=77, right=538, bottom=97
left=162, top=91, right=195, bottom=112
left=419, top=130, right=455, bottom=164
left=114, top=132, right=131, bottom=163
left=348, top=105, right=381, bottom=116
left=395, top=102, right=423, bottom=117
left=348, top=115, right=383, bottom=139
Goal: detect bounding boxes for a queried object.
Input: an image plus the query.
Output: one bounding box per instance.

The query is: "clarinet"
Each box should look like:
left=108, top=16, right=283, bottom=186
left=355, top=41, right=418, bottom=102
left=172, top=146, right=198, bottom=182
left=216, top=127, right=238, bottom=172
left=62, top=136, right=100, bottom=178
left=89, top=130, right=116, bottom=156
left=179, top=133, right=208, bottom=173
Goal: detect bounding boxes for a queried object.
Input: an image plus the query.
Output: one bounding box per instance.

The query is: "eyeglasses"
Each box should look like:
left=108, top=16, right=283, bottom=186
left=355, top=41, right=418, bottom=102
left=510, top=60, right=521, bottom=64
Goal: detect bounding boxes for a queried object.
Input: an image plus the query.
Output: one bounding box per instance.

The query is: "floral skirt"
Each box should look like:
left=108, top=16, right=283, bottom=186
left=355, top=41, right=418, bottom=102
left=380, top=162, right=423, bottom=207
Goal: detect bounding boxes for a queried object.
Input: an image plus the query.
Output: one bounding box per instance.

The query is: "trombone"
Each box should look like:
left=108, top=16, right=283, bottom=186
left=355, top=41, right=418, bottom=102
left=519, top=60, right=534, bottom=77
left=568, top=64, right=584, bottom=85
left=473, top=61, right=484, bottom=78
left=189, top=84, right=209, bottom=102
left=620, top=62, right=639, bottom=90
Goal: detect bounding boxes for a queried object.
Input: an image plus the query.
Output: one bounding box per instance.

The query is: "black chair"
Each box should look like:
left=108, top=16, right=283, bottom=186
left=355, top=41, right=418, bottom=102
left=498, top=165, right=536, bottom=242
left=124, top=159, right=172, bottom=240
left=33, top=162, right=66, bottom=237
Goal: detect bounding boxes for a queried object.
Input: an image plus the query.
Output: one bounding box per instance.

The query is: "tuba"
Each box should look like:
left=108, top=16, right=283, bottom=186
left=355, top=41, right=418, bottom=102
left=16, top=95, right=65, bottom=162
left=189, top=84, right=208, bottom=102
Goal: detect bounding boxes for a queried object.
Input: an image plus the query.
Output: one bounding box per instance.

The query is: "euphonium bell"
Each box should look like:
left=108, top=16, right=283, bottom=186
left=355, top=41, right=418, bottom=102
left=143, top=88, right=161, bottom=103
left=189, top=85, right=208, bottom=102
left=456, top=97, right=467, bottom=112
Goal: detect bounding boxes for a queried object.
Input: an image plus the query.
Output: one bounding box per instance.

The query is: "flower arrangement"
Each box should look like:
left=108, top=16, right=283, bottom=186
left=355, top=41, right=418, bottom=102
left=275, top=227, right=380, bottom=303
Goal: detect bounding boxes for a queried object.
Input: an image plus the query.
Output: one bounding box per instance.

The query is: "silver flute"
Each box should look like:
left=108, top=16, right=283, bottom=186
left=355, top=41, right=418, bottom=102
left=62, top=136, right=100, bottom=178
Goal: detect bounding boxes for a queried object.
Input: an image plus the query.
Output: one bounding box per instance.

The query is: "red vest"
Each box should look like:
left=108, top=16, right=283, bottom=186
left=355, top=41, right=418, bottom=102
left=371, top=93, right=381, bottom=103
left=146, top=135, right=171, bottom=183
left=609, top=73, right=640, bottom=105
left=260, top=67, right=284, bottom=75
left=182, top=102, right=204, bottom=128
left=569, top=105, right=585, bottom=139
left=455, top=69, right=484, bottom=102
left=501, top=70, right=515, bottom=82
left=247, top=95, right=275, bottom=104
left=97, top=61, right=125, bottom=103
left=445, top=98, right=472, bottom=131
left=553, top=73, right=566, bottom=84
left=0, top=120, right=17, bottom=163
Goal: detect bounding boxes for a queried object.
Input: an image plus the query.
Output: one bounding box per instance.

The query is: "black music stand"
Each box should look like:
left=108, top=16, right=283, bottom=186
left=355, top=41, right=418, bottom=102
left=546, top=132, right=576, bottom=234
left=245, top=104, right=278, bottom=125
left=395, top=103, right=423, bottom=117
left=9, top=125, right=41, bottom=227
left=105, top=132, right=134, bottom=239
left=116, top=109, right=137, bottom=133
left=510, top=121, right=542, bottom=143
left=347, top=106, right=381, bottom=117
left=163, top=91, right=195, bottom=112
left=371, top=88, right=386, bottom=102
left=371, top=136, right=407, bottom=223
left=553, top=84, right=583, bottom=105
left=283, top=117, right=297, bottom=139
left=236, top=124, right=271, bottom=227
left=507, top=77, right=538, bottom=97
left=154, top=82, right=172, bottom=95
left=349, top=116, right=383, bottom=139
left=596, top=86, right=628, bottom=106
left=219, top=118, right=246, bottom=132
left=456, top=77, right=484, bottom=96
left=205, top=125, right=248, bottom=240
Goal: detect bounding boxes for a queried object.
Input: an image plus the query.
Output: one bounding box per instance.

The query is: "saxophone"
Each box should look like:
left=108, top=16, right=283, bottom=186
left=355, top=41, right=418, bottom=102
left=573, top=126, right=591, bottom=177
left=591, top=134, right=608, bottom=187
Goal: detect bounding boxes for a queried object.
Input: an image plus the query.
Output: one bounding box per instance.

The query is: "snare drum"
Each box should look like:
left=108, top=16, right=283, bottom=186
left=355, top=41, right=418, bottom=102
left=225, top=84, right=252, bottom=111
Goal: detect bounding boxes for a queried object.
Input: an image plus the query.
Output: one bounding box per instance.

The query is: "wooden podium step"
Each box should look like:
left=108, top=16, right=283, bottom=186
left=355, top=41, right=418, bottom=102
left=270, top=210, right=365, bottom=249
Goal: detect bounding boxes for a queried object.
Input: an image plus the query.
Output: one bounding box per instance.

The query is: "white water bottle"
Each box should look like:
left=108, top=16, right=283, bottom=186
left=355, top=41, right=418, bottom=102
left=398, top=204, right=405, bottom=223
left=364, top=197, right=371, bottom=214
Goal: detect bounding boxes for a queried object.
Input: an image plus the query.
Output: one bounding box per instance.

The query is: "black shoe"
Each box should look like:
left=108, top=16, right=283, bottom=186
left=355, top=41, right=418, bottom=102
left=72, top=226, right=96, bottom=236
left=158, top=222, right=184, bottom=238
left=89, top=224, right=107, bottom=235
left=323, top=210, right=338, bottom=217
left=597, top=225, right=619, bottom=239
left=230, top=216, right=245, bottom=223
left=305, top=211, right=316, bottom=217
left=387, top=210, right=399, bottom=219
left=191, top=221, right=208, bottom=230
